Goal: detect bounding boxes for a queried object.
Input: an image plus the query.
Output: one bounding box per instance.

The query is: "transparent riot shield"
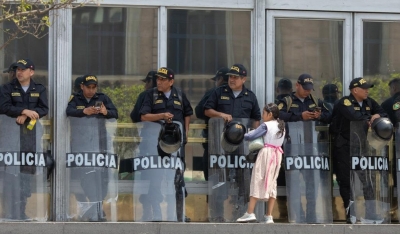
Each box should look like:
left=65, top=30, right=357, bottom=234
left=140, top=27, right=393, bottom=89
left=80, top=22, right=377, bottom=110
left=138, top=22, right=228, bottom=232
left=207, top=118, right=262, bottom=223
left=349, top=121, right=390, bottom=224
left=131, top=121, right=185, bottom=222
left=0, top=115, right=49, bottom=221
left=66, top=117, right=118, bottom=222
left=284, top=121, right=332, bottom=224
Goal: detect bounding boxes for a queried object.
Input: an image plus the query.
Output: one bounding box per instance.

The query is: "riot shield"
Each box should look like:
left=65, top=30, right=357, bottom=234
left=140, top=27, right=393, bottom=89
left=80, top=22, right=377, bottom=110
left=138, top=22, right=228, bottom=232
left=207, top=118, right=262, bottom=223
left=66, top=117, right=118, bottom=222
left=0, top=115, right=49, bottom=221
left=131, top=121, right=186, bottom=222
left=284, top=121, right=332, bottom=224
left=349, top=121, right=390, bottom=224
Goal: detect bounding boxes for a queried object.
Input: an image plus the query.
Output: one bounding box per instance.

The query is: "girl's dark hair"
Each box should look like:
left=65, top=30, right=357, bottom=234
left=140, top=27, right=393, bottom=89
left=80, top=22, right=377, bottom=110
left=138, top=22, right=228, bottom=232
left=264, top=103, right=285, bottom=138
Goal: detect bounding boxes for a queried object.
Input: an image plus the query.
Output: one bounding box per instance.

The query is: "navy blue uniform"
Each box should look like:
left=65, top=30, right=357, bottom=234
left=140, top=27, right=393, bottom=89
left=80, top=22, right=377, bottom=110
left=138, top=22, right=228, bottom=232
left=277, top=92, right=331, bottom=123
left=140, top=86, right=193, bottom=141
left=66, top=91, right=118, bottom=119
left=381, top=92, right=400, bottom=125
left=330, top=94, right=387, bottom=213
left=0, top=78, right=48, bottom=118
left=0, top=78, right=49, bottom=220
left=130, top=91, right=146, bottom=123
left=204, top=85, right=261, bottom=120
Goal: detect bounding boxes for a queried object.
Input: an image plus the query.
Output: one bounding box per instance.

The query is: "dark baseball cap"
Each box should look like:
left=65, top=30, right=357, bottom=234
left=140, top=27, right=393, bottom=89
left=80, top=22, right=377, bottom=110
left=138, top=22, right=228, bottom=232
left=141, top=70, right=157, bottom=82
left=322, top=84, right=339, bottom=95
left=82, top=75, right=98, bottom=86
left=349, top=77, right=374, bottom=89
left=74, top=76, right=84, bottom=88
left=13, top=58, right=35, bottom=70
left=277, top=78, right=292, bottom=89
left=3, top=62, right=17, bottom=73
left=226, top=64, right=247, bottom=77
left=297, top=73, right=314, bottom=90
left=156, top=67, right=174, bottom=79
left=211, top=67, right=229, bottom=81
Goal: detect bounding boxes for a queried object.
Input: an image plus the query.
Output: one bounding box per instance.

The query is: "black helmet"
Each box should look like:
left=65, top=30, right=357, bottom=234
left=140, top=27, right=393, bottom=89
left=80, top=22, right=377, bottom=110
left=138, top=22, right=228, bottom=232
left=220, top=121, right=246, bottom=152
left=371, top=117, right=393, bottom=140
left=367, top=117, right=393, bottom=150
left=158, top=122, right=182, bottom=154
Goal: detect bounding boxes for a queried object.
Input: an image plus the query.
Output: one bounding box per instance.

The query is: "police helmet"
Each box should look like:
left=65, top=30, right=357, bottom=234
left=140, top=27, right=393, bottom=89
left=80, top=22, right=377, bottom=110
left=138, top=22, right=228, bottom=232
left=371, top=117, right=393, bottom=141
left=220, top=121, right=246, bottom=153
left=367, top=117, right=393, bottom=150
left=158, top=122, right=182, bottom=154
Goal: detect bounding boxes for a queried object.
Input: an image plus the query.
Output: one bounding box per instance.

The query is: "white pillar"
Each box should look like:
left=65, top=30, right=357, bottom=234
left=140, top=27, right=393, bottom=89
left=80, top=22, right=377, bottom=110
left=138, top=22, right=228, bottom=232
left=49, top=5, right=72, bottom=221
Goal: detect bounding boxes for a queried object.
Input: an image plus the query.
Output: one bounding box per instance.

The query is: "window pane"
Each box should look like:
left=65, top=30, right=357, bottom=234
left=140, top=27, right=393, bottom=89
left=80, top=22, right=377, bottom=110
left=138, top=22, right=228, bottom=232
left=363, top=22, right=400, bottom=103
left=275, top=19, right=344, bottom=102
left=167, top=9, right=251, bottom=184
left=72, top=7, right=158, bottom=221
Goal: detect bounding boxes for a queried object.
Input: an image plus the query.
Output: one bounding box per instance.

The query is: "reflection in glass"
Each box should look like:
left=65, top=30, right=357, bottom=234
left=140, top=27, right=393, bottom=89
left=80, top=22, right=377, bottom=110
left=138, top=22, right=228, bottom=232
left=363, top=22, right=400, bottom=103
left=275, top=19, right=343, bottom=101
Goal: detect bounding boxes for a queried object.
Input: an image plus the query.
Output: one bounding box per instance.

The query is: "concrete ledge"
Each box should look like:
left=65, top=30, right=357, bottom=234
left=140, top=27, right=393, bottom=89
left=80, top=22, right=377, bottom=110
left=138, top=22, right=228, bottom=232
left=1, top=222, right=400, bottom=234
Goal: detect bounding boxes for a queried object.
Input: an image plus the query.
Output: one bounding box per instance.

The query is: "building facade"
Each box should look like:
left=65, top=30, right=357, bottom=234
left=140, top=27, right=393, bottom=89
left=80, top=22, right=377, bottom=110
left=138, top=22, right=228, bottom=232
left=0, top=0, right=400, bottom=222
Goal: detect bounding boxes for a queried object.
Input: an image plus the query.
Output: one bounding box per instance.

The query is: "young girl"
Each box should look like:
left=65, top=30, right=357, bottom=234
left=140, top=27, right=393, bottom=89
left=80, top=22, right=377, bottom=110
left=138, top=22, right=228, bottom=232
left=236, top=103, right=285, bottom=224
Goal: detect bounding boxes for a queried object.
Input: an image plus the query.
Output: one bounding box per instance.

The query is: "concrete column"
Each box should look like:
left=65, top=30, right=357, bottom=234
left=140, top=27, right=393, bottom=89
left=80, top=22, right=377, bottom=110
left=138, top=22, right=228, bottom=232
left=49, top=5, right=72, bottom=221
left=252, top=0, right=266, bottom=107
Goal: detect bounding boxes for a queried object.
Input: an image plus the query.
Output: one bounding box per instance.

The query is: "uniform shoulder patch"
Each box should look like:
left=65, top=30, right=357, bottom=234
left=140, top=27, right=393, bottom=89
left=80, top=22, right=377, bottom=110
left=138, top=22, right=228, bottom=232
left=393, top=102, right=400, bottom=110
left=278, top=103, right=284, bottom=110
left=343, top=99, right=351, bottom=106
left=68, top=95, right=74, bottom=102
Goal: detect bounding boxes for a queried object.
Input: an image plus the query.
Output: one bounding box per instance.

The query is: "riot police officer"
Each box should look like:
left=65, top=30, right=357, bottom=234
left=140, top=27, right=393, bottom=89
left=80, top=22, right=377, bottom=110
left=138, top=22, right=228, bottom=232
left=195, top=67, right=229, bottom=180
left=0, top=58, right=49, bottom=220
left=66, top=74, right=118, bottom=221
left=140, top=67, right=193, bottom=143
left=2, top=62, right=17, bottom=82
left=381, top=78, right=400, bottom=125
left=204, top=64, right=261, bottom=222
left=277, top=73, right=331, bottom=223
left=275, top=78, right=293, bottom=105
left=330, top=77, right=387, bottom=223
left=140, top=67, right=193, bottom=222
left=204, top=64, right=261, bottom=125
left=130, top=70, right=157, bottom=123
left=66, top=75, right=118, bottom=118
left=381, top=78, right=400, bottom=211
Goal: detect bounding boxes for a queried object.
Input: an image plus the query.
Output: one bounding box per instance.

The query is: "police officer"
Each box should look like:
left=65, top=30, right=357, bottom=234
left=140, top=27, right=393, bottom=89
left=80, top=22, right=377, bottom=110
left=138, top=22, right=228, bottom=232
left=140, top=67, right=192, bottom=142
left=278, top=74, right=331, bottom=123
left=0, top=58, right=49, bottom=220
left=140, top=67, right=193, bottom=222
left=67, top=75, right=118, bottom=118
left=130, top=70, right=157, bottom=123
left=204, top=64, right=261, bottom=124
left=195, top=67, right=229, bottom=180
left=73, top=76, right=84, bottom=93
left=277, top=73, right=331, bottom=223
left=204, top=64, right=261, bottom=221
left=275, top=78, right=293, bottom=104
left=330, top=77, right=387, bottom=223
left=381, top=78, right=400, bottom=125
left=322, top=84, right=340, bottom=114
left=2, top=62, right=17, bottom=82
left=66, top=74, right=118, bottom=221
left=381, top=78, right=400, bottom=210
